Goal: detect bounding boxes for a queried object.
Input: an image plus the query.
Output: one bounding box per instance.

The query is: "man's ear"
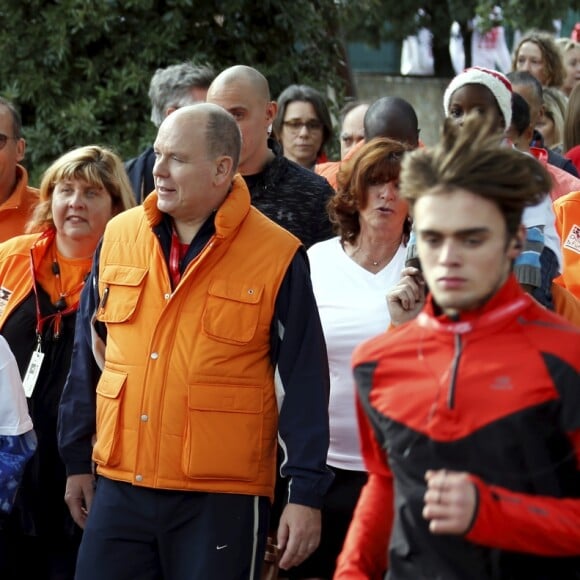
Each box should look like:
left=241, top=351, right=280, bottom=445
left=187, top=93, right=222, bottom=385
left=213, top=155, right=234, bottom=185
left=266, top=101, right=277, bottom=125
left=15, top=138, right=25, bottom=163
left=523, top=124, right=534, bottom=144
left=508, top=224, right=526, bottom=259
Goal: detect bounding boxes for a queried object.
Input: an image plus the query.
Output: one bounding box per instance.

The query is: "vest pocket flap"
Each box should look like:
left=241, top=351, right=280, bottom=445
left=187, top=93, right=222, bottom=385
left=96, top=369, right=127, bottom=399
left=188, top=385, right=262, bottom=414
left=100, top=265, right=148, bottom=286
left=207, top=279, right=264, bottom=304
left=98, top=265, right=148, bottom=323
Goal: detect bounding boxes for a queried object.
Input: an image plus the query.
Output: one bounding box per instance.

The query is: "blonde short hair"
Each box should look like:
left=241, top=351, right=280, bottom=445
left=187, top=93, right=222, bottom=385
left=27, top=145, right=136, bottom=233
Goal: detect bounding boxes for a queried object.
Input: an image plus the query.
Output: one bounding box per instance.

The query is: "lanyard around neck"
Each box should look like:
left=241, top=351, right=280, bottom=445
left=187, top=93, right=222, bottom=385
left=29, top=230, right=86, bottom=339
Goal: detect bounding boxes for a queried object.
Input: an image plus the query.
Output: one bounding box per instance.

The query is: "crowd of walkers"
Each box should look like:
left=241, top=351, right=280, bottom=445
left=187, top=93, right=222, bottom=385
left=0, top=24, right=579, bottom=580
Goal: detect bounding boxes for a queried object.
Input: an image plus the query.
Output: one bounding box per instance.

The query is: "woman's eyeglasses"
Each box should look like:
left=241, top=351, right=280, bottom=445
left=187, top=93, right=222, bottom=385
left=282, top=120, right=323, bottom=133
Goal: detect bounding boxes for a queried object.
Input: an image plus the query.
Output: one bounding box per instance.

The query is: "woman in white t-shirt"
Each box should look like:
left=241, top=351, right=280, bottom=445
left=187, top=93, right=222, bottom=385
left=290, top=138, right=411, bottom=580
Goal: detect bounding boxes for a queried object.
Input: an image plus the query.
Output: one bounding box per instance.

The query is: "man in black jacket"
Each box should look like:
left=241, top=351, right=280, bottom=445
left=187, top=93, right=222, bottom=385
left=206, top=65, right=334, bottom=248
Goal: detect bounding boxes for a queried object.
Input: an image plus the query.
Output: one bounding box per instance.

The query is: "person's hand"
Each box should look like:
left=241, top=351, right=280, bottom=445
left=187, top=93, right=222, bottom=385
left=387, top=266, right=426, bottom=326
left=422, top=470, right=477, bottom=535
left=64, top=473, right=95, bottom=529
left=276, top=503, right=321, bottom=570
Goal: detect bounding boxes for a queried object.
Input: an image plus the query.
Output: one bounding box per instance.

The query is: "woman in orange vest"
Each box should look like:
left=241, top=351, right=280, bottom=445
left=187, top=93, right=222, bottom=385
left=0, top=145, right=135, bottom=580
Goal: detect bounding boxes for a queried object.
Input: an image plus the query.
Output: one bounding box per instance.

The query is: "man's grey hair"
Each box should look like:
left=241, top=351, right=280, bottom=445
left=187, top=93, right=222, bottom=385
left=506, top=71, right=543, bottom=103
left=148, top=61, right=216, bottom=127
left=0, top=97, right=23, bottom=139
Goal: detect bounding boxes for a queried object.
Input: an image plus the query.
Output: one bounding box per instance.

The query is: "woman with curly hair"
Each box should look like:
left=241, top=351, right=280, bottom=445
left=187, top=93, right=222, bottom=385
left=512, top=29, right=566, bottom=88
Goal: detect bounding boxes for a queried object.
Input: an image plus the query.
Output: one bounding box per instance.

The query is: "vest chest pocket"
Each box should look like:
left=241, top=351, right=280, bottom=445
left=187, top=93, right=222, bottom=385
left=202, top=279, right=264, bottom=345
left=97, top=265, right=148, bottom=323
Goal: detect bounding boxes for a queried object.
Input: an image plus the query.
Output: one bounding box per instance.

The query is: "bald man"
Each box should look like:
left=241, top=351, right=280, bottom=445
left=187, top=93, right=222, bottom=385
left=316, top=95, right=420, bottom=189
left=206, top=65, right=333, bottom=248
left=125, top=61, right=216, bottom=203
left=58, top=103, right=333, bottom=579
left=363, top=96, right=420, bottom=147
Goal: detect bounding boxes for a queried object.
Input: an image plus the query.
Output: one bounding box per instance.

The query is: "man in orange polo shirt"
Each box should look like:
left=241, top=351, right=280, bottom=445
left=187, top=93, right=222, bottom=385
left=0, top=98, right=38, bottom=242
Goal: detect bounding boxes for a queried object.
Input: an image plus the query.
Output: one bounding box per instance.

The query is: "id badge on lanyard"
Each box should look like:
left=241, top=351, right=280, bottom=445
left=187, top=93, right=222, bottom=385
left=23, top=338, right=45, bottom=398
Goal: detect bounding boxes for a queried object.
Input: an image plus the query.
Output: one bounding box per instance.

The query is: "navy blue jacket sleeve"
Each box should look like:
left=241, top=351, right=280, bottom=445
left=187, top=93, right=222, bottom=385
left=271, top=247, right=333, bottom=508
left=57, top=243, right=104, bottom=476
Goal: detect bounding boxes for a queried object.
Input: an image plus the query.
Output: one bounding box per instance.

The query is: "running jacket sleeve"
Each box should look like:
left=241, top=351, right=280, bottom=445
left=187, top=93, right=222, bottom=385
left=272, top=248, right=334, bottom=508
left=466, top=453, right=580, bottom=555
left=57, top=244, right=104, bottom=476
left=334, top=368, right=394, bottom=579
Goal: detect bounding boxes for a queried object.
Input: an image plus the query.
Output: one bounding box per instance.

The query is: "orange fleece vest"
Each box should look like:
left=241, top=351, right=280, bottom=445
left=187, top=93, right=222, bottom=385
left=93, top=176, right=301, bottom=499
left=0, top=232, right=51, bottom=326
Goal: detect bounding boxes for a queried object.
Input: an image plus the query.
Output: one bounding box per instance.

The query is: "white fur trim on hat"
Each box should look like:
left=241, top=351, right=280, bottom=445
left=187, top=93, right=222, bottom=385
left=443, top=66, right=513, bottom=128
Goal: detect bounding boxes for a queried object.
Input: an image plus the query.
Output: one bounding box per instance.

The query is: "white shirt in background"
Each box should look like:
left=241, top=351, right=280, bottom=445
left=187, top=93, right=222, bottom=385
left=0, top=335, right=33, bottom=436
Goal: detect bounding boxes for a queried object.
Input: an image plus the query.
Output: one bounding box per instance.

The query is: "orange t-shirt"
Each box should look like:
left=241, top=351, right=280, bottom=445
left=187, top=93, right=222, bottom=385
left=35, top=247, right=92, bottom=308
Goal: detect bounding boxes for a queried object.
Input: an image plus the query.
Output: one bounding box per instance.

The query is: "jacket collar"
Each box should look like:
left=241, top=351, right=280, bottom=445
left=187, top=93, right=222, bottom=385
left=418, top=275, right=531, bottom=335
left=1, top=165, right=30, bottom=209
left=142, top=174, right=251, bottom=239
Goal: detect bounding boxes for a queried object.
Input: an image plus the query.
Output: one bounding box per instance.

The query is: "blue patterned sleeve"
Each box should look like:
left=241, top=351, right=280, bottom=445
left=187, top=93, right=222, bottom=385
left=0, top=430, right=37, bottom=514
left=514, top=225, right=544, bottom=288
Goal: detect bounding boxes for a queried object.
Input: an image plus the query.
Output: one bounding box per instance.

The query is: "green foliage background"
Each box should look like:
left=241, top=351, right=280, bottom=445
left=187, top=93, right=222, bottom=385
left=0, top=0, right=345, bottom=183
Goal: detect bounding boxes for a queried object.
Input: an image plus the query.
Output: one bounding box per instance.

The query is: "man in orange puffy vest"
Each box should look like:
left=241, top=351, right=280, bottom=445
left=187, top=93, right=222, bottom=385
left=58, top=103, right=333, bottom=580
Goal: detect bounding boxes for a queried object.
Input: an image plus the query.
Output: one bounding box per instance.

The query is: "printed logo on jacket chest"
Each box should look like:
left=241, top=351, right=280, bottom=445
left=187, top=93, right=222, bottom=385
left=563, top=224, right=580, bottom=255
